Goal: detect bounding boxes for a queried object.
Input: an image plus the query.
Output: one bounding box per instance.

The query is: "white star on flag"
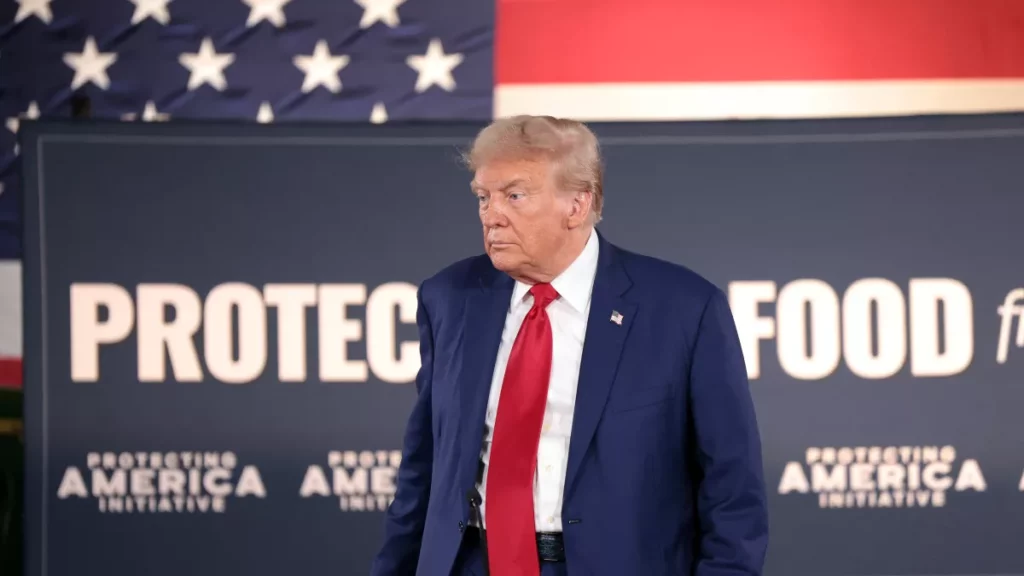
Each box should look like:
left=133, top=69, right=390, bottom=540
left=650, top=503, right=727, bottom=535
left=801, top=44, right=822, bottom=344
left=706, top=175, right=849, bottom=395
left=257, top=102, right=275, bottom=123
left=6, top=101, right=40, bottom=134
left=129, top=0, right=171, bottom=25
left=354, top=0, right=404, bottom=29
left=122, top=101, right=170, bottom=122
left=294, top=40, right=350, bottom=94
left=406, top=38, right=463, bottom=93
left=63, top=37, right=118, bottom=90
left=370, top=102, right=388, bottom=124
left=179, top=38, right=236, bottom=91
left=6, top=101, right=40, bottom=155
left=243, top=0, right=291, bottom=28
left=14, top=0, right=52, bottom=24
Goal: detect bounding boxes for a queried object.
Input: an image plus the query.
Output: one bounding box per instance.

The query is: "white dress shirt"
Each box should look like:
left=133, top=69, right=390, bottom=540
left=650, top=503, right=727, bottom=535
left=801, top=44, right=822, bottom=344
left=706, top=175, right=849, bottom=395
left=475, top=228, right=600, bottom=533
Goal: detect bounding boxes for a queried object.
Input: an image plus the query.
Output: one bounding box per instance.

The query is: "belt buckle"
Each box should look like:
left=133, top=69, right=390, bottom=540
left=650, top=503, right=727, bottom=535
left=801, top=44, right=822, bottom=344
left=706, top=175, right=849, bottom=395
left=536, top=532, right=565, bottom=563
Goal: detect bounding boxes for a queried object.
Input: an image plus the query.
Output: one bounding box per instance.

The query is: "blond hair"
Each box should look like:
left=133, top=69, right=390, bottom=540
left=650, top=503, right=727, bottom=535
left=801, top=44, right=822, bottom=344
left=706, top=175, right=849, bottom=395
left=463, top=115, right=604, bottom=223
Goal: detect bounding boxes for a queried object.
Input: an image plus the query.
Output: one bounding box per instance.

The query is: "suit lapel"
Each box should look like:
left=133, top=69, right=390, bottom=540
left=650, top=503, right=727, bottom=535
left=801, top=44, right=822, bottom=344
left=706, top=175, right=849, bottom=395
left=457, top=264, right=513, bottom=489
left=564, top=237, right=635, bottom=499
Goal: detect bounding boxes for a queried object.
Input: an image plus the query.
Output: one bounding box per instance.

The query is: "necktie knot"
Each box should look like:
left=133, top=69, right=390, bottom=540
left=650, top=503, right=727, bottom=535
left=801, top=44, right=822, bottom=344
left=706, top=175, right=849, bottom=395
left=529, top=283, right=558, bottom=310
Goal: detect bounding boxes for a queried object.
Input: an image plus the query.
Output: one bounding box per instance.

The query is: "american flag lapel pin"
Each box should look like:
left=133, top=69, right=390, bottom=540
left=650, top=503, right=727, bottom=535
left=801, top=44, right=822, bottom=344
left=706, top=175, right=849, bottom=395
left=610, top=310, right=623, bottom=325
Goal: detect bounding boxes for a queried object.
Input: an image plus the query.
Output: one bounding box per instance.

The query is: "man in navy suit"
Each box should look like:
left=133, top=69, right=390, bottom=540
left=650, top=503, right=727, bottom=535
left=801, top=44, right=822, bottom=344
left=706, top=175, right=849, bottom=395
left=371, top=115, right=768, bottom=575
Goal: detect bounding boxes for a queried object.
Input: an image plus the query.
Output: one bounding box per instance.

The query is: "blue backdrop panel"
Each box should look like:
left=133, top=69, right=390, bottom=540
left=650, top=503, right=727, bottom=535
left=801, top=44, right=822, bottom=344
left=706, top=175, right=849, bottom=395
left=20, top=114, right=1024, bottom=576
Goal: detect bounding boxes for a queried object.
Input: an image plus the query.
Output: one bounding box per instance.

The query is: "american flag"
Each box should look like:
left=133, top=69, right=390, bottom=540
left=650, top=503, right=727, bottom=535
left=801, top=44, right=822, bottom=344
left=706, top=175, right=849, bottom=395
left=2, top=0, right=1023, bottom=389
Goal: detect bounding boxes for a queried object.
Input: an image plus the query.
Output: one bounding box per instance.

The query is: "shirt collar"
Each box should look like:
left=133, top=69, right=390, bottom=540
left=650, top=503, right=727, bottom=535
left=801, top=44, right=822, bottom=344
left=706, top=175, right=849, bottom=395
left=511, top=228, right=600, bottom=314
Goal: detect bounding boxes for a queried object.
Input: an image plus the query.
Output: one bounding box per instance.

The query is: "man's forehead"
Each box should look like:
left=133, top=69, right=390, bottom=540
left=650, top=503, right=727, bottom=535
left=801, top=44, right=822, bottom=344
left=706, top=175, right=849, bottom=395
left=472, top=160, right=545, bottom=188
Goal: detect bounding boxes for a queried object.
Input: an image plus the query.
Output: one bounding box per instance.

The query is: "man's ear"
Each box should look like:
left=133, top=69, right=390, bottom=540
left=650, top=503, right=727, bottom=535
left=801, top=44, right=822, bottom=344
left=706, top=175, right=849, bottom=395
left=567, top=190, right=593, bottom=229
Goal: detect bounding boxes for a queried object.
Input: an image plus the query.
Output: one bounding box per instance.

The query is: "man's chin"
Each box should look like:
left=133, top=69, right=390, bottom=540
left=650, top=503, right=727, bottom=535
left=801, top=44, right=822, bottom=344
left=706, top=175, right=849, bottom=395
left=486, top=250, right=519, bottom=272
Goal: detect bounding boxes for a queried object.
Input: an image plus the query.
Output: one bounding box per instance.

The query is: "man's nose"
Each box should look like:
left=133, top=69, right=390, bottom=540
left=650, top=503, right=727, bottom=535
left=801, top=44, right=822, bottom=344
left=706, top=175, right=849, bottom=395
left=481, top=204, right=506, bottom=227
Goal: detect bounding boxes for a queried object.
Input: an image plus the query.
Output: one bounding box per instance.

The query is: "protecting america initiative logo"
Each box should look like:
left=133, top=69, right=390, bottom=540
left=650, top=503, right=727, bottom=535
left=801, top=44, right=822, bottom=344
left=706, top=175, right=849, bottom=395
left=778, top=445, right=986, bottom=508
left=299, top=450, right=401, bottom=511
left=56, top=451, right=266, bottom=513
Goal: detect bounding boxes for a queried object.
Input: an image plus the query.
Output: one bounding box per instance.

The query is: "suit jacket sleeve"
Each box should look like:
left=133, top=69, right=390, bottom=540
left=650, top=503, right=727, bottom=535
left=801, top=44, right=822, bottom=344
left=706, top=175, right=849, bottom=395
left=689, top=288, right=770, bottom=576
left=370, top=284, right=436, bottom=575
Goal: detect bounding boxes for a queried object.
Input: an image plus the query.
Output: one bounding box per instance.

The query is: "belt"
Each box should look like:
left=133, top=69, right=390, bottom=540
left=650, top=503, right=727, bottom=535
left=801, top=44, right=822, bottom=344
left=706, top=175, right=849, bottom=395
left=465, top=526, right=566, bottom=563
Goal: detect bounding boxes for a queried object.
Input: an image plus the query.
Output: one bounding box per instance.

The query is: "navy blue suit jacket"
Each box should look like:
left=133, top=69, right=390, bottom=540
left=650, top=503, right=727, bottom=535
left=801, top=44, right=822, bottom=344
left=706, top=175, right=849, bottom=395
left=371, top=232, right=769, bottom=575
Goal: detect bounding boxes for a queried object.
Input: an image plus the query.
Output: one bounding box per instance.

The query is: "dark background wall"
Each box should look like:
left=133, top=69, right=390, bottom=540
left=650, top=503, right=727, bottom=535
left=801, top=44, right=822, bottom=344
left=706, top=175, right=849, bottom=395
left=15, top=114, right=1024, bottom=575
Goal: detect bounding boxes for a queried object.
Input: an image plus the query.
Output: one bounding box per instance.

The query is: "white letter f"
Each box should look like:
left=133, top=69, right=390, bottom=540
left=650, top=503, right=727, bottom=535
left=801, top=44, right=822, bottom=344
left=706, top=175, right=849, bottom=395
left=996, top=288, right=1024, bottom=364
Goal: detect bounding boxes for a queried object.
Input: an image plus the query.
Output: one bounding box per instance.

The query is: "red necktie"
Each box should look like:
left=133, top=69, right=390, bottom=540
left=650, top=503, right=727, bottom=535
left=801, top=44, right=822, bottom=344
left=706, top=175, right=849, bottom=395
left=485, top=283, right=559, bottom=576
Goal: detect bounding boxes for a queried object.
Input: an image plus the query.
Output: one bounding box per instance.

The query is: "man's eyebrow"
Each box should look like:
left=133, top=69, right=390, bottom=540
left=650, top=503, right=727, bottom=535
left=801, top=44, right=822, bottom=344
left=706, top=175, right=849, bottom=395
left=470, top=178, right=528, bottom=192
left=499, top=178, right=527, bottom=190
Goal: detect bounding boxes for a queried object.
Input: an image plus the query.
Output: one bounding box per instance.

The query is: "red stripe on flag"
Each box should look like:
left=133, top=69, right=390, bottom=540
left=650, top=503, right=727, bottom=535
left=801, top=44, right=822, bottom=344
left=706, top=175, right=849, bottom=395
left=0, top=358, right=22, bottom=389
left=497, top=0, right=1024, bottom=84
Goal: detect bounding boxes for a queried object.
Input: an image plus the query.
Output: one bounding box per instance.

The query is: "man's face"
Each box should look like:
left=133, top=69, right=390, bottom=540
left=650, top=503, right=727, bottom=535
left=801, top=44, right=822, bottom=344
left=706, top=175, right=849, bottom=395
left=471, top=158, right=573, bottom=280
